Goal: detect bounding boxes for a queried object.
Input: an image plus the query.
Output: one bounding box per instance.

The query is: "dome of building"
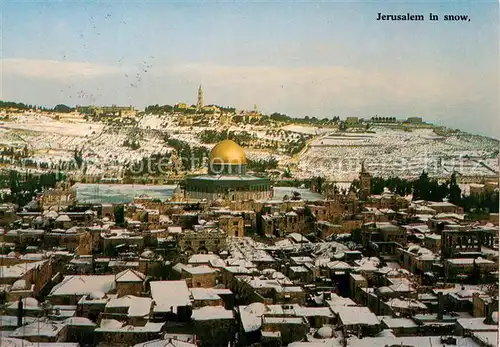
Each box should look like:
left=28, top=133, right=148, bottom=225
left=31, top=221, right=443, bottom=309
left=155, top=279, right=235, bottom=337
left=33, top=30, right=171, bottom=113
left=210, top=199, right=224, bottom=208
left=11, top=279, right=27, bottom=291
left=315, top=326, right=333, bottom=339
left=21, top=297, right=39, bottom=307
left=491, top=311, right=498, bottom=324
left=88, top=291, right=106, bottom=300
left=185, top=139, right=272, bottom=201
left=262, top=268, right=277, bottom=275
left=271, top=271, right=286, bottom=279
left=141, top=250, right=155, bottom=259
left=378, top=286, right=393, bottom=294
left=244, top=302, right=268, bottom=316
left=209, top=140, right=247, bottom=165
left=333, top=251, right=345, bottom=260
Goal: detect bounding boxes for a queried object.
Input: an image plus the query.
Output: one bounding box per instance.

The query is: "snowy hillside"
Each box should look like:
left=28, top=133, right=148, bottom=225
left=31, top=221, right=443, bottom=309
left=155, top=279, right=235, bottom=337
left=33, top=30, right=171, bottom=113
left=0, top=112, right=497, bottom=182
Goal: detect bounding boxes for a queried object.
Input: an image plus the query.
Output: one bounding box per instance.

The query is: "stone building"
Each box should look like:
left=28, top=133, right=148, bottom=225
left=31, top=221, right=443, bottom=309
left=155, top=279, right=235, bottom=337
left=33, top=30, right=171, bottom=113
left=0, top=203, right=19, bottom=226
left=175, top=264, right=217, bottom=288
left=444, top=258, right=497, bottom=279
left=361, top=222, right=406, bottom=255
left=441, top=229, right=497, bottom=259
left=77, top=105, right=137, bottom=118
left=44, top=228, right=93, bottom=255
left=115, top=269, right=145, bottom=297
left=262, top=213, right=286, bottom=237
left=190, top=288, right=227, bottom=308
left=48, top=275, right=116, bottom=305
left=0, top=259, right=53, bottom=296
left=219, top=214, right=245, bottom=237
left=177, top=228, right=227, bottom=255
left=316, top=221, right=343, bottom=239
left=472, top=292, right=498, bottom=318
left=9, top=320, right=69, bottom=343
left=261, top=315, right=309, bottom=345
left=192, top=306, right=235, bottom=347
left=424, top=233, right=441, bottom=253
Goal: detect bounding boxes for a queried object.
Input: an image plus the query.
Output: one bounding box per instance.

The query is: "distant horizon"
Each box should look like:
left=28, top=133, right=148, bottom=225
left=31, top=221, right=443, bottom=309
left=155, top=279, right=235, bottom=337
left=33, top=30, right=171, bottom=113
left=2, top=1, right=498, bottom=138
left=2, top=96, right=498, bottom=140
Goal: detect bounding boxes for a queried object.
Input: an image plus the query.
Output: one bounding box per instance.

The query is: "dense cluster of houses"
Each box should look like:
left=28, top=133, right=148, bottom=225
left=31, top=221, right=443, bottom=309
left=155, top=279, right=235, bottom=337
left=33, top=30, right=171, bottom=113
left=0, top=177, right=498, bottom=347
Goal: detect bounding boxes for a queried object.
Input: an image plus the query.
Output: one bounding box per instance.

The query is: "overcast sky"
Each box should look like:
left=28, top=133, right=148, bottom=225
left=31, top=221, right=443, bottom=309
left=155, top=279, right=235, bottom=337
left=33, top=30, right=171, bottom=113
left=1, top=1, right=498, bottom=138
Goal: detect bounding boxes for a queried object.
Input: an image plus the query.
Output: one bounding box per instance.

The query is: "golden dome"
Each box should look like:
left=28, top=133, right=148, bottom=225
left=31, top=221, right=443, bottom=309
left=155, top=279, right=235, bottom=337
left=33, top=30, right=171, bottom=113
left=209, top=140, right=247, bottom=165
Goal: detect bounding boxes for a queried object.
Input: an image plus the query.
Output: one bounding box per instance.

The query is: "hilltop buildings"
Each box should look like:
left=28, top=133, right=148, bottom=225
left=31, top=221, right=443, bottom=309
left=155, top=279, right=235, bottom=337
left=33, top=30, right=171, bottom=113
left=76, top=105, right=137, bottom=118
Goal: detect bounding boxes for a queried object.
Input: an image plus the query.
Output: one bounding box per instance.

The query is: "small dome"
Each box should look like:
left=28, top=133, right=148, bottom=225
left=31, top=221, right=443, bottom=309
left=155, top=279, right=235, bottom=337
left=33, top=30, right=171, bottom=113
left=65, top=317, right=96, bottom=326
left=378, top=286, right=393, bottom=294
left=44, top=210, right=59, bottom=219
left=209, top=140, right=247, bottom=165
left=11, top=280, right=27, bottom=291
left=316, top=326, right=333, bottom=339
left=244, top=302, right=268, bottom=316
left=22, top=297, right=39, bottom=307
left=377, top=329, right=395, bottom=338
left=457, top=288, right=476, bottom=298
left=416, top=247, right=433, bottom=256
left=408, top=245, right=421, bottom=254
left=7, top=251, right=17, bottom=258
left=65, top=227, right=79, bottom=234
left=492, top=311, right=498, bottom=324
left=88, top=291, right=106, bottom=300
left=141, top=250, right=155, bottom=259
left=333, top=251, right=345, bottom=260
left=271, top=271, right=286, bottom=279
left=211, top=199, right=224, bottom=208
left=262, top=268, right=277, bottom=275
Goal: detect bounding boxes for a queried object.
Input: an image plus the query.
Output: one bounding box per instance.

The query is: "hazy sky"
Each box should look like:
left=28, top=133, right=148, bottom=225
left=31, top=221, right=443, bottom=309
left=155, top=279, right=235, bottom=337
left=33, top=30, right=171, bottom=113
left=1, top=1, right=499, bottom=138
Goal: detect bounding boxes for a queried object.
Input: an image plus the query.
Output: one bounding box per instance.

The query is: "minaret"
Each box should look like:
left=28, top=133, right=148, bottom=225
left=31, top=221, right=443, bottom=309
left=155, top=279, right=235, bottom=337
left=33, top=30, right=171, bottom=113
left=196, top=85, right=204, bottom=113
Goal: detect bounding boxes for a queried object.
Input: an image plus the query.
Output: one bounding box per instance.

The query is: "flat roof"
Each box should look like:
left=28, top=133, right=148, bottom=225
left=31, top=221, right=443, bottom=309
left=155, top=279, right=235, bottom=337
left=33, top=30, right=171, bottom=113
left=150, top=280, right=191, bottom=313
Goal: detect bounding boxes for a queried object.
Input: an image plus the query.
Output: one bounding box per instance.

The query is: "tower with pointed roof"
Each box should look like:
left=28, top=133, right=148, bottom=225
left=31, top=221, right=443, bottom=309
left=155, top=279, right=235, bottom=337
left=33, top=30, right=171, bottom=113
left=196, top=85, right=204, bottom=113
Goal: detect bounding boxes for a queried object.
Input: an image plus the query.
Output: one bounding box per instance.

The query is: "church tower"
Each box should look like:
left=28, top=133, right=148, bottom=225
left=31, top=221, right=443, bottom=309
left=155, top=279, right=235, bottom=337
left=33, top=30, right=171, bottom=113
left=359, top=161, right=372, bottom=200
left=196, top=85, right=204, bottom=113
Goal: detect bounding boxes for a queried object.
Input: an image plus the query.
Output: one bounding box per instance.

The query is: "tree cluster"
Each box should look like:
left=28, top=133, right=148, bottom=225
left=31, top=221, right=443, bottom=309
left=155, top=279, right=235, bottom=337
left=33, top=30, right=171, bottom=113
left=0, top=170, right=66, bottom=207
left=145, top=104, right=174, bottom=114
left=0, top=101, right=34, bottom=110
left=123, top=137, right=212, bottom=176
left=247, top=158, right=278, bottom=172
left=53, top=104, right=75, bottom=113
left=123, top=139, right=141, bottom=150
left=371, top=171, right=499, bottom=216
left=0, top=101, right=76, bottom=113
left=198, top=130, right=255, bottom=145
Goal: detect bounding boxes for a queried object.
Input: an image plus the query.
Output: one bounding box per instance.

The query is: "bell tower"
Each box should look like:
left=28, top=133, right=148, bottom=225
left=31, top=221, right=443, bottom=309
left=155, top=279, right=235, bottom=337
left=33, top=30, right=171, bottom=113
left=196, top=85, right=204, bottom=113
left=359, top=161, right=372, bottom=200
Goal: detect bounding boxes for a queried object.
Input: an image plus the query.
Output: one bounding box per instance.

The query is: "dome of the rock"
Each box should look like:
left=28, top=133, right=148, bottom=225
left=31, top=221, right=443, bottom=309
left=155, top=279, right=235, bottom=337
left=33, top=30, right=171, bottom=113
left=184, top=140, right=272, bottom=202
left=209, top=140, right=247, bottom=165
